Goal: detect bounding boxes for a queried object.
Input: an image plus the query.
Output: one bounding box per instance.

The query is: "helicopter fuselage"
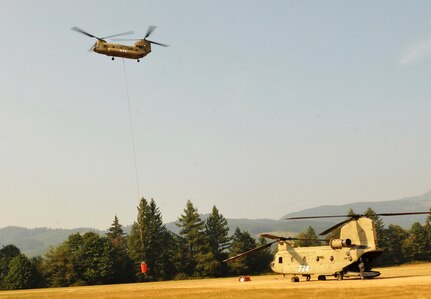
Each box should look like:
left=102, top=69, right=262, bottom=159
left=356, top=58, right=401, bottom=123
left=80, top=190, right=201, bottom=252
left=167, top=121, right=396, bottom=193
left=270, top=217, right=383, bottom=280
left=94, top=40, right=152, bottom=60
left=272, top=241, right=382, bottom=279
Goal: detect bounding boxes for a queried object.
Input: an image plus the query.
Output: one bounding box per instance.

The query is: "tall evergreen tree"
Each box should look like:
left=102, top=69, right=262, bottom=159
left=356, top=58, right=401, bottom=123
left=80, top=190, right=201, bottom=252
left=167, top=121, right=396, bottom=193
left=128, top=198, right=150, bottom=280
left=227, top=228, right=271, bottom=275
left=106, top=216, right=134, bottom=283
left=227, top=228, right=256, bottom=275
left=176, top=200, right=211, bottom=277
left=205, top=206, right=231, bottom=276
left=128, top=197, right=173, bottom=281
left=107, top=215, right=126, bottom=247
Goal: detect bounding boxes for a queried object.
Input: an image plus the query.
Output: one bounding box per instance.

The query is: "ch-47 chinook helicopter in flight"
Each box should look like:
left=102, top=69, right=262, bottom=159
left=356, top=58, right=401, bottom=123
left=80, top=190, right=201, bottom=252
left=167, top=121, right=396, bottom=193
left=224, top=211, right=431, bottom=282
left=71, top=26, right=168, bottom=62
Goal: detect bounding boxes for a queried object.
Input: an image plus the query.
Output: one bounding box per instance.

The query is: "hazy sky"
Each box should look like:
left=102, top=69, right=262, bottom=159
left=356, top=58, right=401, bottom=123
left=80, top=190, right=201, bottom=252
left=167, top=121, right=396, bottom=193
left=1, top=0, right=431, bottom=229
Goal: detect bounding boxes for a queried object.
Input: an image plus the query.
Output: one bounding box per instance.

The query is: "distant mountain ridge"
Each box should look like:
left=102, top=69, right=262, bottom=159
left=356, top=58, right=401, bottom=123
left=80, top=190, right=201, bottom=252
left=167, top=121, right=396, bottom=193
left=0, top=227, right=104, bottom=257
left=282, top=191, right=431, bottom=227
left=1, top=191, right=430, bottom=257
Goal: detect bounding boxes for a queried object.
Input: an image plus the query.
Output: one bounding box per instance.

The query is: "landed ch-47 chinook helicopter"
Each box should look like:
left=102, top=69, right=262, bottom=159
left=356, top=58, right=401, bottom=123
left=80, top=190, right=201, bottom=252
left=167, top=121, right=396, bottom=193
left=71, top=26, right=168, bottom=62
left=224, top=211, right=431, bottom=282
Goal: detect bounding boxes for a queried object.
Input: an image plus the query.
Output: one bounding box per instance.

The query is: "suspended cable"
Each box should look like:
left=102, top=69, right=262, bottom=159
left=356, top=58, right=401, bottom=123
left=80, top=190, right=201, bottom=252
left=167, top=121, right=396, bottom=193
left=122, top=58, right=140, bottom=199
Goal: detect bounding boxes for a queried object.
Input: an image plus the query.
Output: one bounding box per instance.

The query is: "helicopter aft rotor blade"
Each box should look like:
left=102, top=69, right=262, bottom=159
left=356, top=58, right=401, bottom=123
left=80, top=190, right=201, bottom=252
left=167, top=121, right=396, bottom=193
left=286, top=211, right=431, bottom=221
left=111, top=26, right=168, bottom=46
left=102, top=30, right=134, bottom=40
left=145, top=25, right=157, bottom=39
left=146, top=39, right=169, bottom=47
left=375, top=211, right=431, bottom=217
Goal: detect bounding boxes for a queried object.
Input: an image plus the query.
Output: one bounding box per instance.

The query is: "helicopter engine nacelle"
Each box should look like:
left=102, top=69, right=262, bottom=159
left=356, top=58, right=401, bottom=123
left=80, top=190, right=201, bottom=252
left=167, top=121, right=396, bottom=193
left=330, top=238, right=352, bottom=249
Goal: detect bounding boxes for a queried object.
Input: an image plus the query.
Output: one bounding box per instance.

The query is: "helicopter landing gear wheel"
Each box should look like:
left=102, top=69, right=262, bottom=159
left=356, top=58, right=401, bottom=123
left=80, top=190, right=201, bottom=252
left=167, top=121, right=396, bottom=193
left=318, top=275, right=326, bottom=281
left=291, top=276, right=299, bottom=283
left=305, top=275, right=311, bottom=281
left=336, top=272, right=344, bottom=280
left=111, top=57, right=115, bottom=61
left=137, top=59, right=140, bottom=62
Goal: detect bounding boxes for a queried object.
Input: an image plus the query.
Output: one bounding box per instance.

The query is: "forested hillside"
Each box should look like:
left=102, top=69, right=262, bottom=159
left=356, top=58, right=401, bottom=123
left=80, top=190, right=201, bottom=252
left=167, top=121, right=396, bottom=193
left=2, top=191, right=430, bottom=258
left=1, top=198, right=431, bottom=291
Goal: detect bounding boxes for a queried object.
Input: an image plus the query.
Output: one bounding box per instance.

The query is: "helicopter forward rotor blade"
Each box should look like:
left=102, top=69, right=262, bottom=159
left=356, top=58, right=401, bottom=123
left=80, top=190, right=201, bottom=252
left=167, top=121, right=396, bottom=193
left=88, top=42, right=96, bottom=52
left=147, top=39, right=169, bottom=47
left=259, top=233, right=326, bottom=242
left=223, top=240, right=277, bottom=263
left=145, top=25, right=156, bottom=39
left=71, top=26, right=100, bottom=39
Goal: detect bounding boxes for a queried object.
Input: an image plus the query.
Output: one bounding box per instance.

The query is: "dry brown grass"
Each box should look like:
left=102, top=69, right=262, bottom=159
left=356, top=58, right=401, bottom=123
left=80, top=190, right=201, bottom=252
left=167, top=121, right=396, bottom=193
left=1, top=263, right=431, bottom=299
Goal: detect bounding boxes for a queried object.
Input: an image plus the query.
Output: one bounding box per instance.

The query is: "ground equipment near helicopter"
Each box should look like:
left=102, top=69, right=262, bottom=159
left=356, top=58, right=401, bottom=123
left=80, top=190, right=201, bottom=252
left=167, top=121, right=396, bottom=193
left=71, top=26, right=168, bottom=62
left=224, top=211, right=431, bottom=282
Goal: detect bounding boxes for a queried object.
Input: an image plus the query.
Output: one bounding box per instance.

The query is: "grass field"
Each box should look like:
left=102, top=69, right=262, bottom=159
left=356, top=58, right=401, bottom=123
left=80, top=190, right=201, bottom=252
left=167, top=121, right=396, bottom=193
left=1, top=263, right=431, bottom=299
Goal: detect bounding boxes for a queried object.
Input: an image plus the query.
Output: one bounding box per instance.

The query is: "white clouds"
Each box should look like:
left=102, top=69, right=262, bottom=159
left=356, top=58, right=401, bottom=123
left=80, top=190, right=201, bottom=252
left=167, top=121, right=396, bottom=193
left=400, top=37, right=431, bottom=65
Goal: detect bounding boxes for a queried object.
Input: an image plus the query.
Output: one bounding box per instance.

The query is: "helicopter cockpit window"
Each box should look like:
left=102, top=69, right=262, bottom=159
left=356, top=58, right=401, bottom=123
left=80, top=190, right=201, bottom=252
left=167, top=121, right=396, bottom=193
left=278, top=257, right=283, bottom=264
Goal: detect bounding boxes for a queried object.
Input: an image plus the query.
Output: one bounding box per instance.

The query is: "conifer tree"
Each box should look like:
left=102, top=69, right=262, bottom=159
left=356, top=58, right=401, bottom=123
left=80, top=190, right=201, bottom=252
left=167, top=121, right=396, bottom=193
left=227, top=228, right=258, bottom=275
left=107, top=215, right=126, bottom=247
left=347, top=208, right=356, bottom=216
left=128, top=197, right=173, bottom=281
left=128, top=198, right=150, bottom=280
left=205, top=206, right=231, bottom=276
left=107, top=216, right=134, bottom=283
left=176, top=200, right=211, bottom=277
left=297, top=226, right=321, bottom=247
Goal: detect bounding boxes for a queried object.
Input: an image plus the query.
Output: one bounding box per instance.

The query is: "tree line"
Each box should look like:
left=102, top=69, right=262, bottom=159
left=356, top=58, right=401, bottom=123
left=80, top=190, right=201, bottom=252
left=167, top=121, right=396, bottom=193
left=1, top=202, right=431, bottom=290
left=0, top=198, right=272, bottom=290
